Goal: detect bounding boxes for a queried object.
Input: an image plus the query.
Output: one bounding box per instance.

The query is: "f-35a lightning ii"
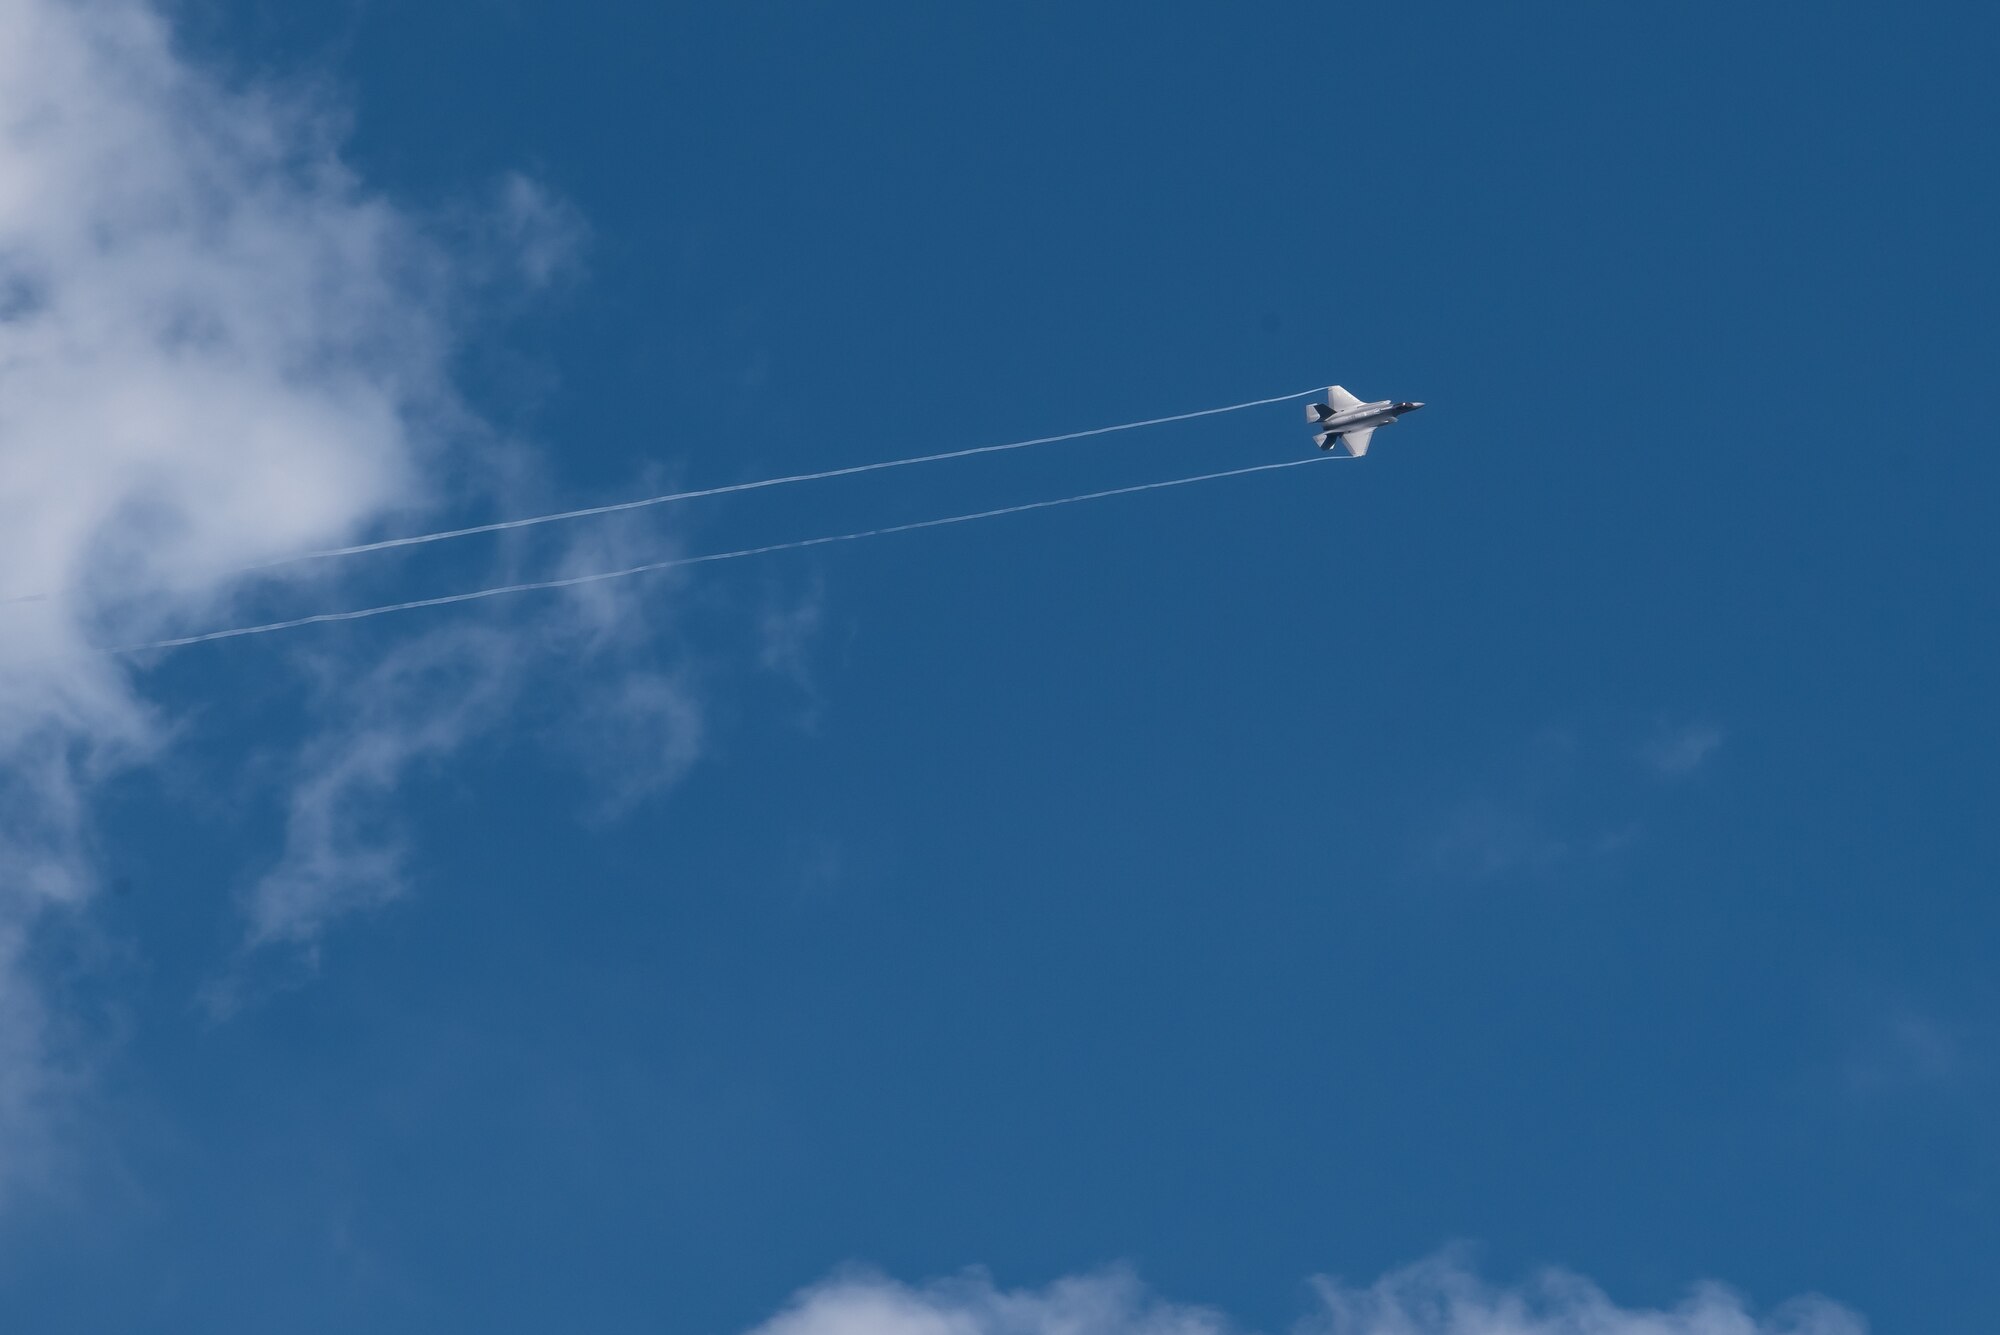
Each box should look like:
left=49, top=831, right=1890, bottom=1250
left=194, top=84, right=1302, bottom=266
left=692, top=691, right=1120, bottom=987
left=1306, top=387, right=1424, bottom=456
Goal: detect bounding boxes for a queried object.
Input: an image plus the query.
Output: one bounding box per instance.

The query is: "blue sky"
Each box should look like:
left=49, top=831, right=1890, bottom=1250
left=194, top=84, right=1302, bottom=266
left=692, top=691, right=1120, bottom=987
left=0, top=1, right=1995, bottom=1332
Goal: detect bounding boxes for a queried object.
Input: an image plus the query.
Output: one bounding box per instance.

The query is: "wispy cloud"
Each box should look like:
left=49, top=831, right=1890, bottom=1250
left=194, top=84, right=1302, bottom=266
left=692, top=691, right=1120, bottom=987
left=0, top=923, right=64, bottom=1204
left=246, top=624, right=521, bottom=951
left=564, top=668, right=706, bottom=822
left=1642, top=722, right=1726, bottom=780
left=1425, top=718, right=1726, bottom=881
left=1429, top=795, right=1576, bottom=879
left=1306, top=1254, right=1861, bottom=1335
left=235, top=520, right=711, bottom=978
left=746, top=1256, right=1864, bottom=1335
left=1424, top=728, right=1600, bottom=880
left=1842, top=1006, right=1969, bottom=1096
left=759, top=579, right=827, bottom=688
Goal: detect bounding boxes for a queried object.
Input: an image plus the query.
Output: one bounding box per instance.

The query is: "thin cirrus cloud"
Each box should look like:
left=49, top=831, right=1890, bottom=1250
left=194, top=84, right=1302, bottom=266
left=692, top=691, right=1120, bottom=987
left=1842, top=1006, right=1968, bottom=1096
left=1642, top=722, right=1726, bottom=779
left=1426, top=720, right=1726, bottom=880
left=745, top=1257, right=1864, bottom=1335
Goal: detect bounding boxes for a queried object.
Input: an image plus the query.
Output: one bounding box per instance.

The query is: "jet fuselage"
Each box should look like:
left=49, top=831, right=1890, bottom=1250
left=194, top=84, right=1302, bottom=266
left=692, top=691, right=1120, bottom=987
left=1322, top=400, right=1423, bottom=431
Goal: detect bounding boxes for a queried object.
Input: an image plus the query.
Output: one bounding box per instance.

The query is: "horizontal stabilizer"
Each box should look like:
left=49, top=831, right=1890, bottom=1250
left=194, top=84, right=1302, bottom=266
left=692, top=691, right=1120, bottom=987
left=1307, top=403, right=1335, bottom=423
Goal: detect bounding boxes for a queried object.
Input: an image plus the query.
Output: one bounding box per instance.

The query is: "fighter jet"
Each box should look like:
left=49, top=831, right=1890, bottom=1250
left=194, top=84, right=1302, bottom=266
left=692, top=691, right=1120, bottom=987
left=1306, top=386, right=1425, bottom=456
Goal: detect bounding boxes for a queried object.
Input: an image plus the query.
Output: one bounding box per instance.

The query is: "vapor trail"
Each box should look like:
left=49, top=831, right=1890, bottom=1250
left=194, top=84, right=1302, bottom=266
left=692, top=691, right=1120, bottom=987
left=2, top=387, right=1321, bottom=608
left=126, top=453, right=1347, bottom=654
left=244, top=386, right=1324, bottom=570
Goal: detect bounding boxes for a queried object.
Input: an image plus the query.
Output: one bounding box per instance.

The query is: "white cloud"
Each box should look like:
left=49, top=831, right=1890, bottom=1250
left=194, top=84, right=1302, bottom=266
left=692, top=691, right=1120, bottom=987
left=1306, top=1255, right=1862, bottom=1335
left=0, top=0, right=462, bottom=893
left=0, top=0, right=611, bottom=1181
left=748, top=1268, right=1231, bottom=1335
left=746, top=1259, right=1864, bottom=1335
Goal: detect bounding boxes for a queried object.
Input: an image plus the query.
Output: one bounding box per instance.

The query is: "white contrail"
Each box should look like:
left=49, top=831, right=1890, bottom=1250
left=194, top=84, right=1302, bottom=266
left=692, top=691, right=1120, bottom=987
left=1, top=385, right=1322, bottom=609
left=125, top=453, right=1348, bottom=654
left=242, top=386, right=1325, bottom=570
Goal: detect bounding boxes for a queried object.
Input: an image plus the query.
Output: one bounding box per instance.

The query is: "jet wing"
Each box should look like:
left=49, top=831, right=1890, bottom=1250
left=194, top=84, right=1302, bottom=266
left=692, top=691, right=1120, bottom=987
left=1326, top=385, right=1364, bottom=412
left=1339, top=427, right=1375, bottom=457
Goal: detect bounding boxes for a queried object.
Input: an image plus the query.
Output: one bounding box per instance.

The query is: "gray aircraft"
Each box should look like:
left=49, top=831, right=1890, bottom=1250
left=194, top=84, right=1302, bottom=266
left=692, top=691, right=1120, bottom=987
left=1306, top=386, right=1425, bottom=456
